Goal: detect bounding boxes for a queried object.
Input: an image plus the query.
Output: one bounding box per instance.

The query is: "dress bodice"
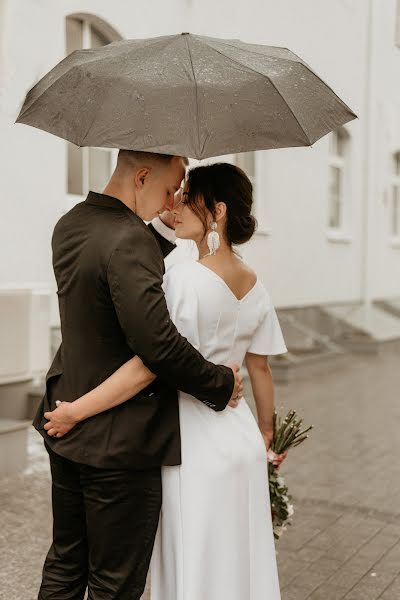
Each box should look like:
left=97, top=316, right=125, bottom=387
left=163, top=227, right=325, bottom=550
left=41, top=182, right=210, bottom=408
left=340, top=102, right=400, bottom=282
left=163, top=261, right=286, bottom=366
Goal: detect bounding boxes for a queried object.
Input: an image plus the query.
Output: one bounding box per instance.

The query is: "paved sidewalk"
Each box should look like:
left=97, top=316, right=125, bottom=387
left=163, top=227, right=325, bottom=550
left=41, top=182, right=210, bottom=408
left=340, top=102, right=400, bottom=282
left=1, top=345, right=399, bottom=600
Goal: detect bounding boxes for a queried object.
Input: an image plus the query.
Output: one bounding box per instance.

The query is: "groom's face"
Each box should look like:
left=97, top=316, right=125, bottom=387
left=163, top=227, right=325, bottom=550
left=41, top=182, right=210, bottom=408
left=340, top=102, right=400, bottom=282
left=135, top=157, right=186, bottom=220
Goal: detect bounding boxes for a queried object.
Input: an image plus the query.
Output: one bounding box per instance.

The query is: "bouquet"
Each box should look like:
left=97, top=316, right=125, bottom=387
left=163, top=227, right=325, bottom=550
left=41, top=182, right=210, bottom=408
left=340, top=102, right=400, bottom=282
left=267, top=409, right=312, bottom=539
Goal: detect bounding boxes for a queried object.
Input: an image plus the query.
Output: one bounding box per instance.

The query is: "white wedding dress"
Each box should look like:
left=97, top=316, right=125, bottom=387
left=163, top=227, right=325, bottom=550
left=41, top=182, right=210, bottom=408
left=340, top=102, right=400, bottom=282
left=150, top=260, right=287, bottom=600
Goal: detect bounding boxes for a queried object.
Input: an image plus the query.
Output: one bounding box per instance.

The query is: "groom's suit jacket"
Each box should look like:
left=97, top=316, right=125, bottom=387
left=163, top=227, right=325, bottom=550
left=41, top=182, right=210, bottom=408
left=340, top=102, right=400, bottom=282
left=33, top=191, right=234, bottom=469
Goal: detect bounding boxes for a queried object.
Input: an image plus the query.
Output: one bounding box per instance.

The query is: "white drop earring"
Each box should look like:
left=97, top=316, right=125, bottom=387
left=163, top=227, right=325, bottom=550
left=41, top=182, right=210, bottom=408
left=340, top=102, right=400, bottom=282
left=206, top=221, right=220, bottom=256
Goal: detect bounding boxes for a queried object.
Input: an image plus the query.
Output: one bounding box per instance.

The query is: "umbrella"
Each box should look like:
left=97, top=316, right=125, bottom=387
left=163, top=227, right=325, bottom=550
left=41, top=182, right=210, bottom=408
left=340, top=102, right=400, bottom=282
left=16, top=32, right=356, bottom=160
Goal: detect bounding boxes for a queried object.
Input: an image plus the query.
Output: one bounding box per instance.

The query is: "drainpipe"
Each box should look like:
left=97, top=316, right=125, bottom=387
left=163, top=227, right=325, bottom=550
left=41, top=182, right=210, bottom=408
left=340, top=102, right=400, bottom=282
left=360, top=0, right=374, bottom=329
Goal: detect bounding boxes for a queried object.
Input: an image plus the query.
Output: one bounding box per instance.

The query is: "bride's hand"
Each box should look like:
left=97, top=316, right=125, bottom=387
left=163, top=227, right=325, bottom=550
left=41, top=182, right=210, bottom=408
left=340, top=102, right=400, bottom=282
left=260, top=429, right=288, bottom=469
left=271, top=450, right=288, bottom=470
left=44, top=401, right=79, bottom=438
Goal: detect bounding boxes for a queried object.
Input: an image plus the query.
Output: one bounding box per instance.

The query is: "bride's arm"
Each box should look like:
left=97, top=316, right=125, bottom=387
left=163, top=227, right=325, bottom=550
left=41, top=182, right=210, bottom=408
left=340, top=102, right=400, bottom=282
left=44, top=356, right=156, bottom=438
left=245, top=352, right=275, bottom=444
left=245, top=352, right=287, bottom=468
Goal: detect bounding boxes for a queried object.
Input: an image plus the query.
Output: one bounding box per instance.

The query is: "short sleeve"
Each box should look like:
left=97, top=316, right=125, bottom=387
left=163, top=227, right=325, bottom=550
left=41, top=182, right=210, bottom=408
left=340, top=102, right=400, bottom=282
left=248, top=290, right=287, bottom=356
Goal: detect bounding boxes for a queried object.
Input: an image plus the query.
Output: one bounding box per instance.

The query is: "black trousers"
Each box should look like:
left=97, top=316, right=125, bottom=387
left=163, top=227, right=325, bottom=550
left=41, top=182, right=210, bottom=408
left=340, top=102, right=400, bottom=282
left=38, top=444, right=162, bottom=600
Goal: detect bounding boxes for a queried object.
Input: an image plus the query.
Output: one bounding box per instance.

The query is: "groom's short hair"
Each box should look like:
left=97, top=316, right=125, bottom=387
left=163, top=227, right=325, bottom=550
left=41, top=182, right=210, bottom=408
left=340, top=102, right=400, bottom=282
left=117, top=150, right=188, bottom=170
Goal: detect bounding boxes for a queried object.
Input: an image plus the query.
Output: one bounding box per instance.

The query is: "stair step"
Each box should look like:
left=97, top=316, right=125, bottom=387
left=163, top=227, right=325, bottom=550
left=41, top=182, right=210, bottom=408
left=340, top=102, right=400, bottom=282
left=270, top=350, right=350, bottom=384
left=0, top=418, right=31, bottom=477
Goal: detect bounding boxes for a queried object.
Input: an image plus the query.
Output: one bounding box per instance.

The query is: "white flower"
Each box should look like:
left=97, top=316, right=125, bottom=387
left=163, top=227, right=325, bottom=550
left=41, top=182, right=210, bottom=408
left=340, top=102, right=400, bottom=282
left=277, top=476, right=285, bottom=487
left=288, top=504, right=294, bottom=517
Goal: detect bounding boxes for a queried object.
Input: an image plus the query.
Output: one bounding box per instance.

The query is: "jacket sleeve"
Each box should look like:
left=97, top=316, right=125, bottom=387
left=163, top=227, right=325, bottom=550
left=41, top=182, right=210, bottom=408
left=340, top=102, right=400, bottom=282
left=107, top=226, right=234, bottom=411
left=147, top=219, right=176, bottom=259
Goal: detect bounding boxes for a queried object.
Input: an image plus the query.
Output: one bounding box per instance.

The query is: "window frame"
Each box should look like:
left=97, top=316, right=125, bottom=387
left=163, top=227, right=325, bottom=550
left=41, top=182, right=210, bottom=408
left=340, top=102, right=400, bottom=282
left=395, top=0, right=400, bottom=47
left=234, top=151, right=271, bottom=237
left=389, top=151, right=400, bottom=246
left=65, top=15, right=120, bottom=209
left=326, top=128, right=352, bottom=244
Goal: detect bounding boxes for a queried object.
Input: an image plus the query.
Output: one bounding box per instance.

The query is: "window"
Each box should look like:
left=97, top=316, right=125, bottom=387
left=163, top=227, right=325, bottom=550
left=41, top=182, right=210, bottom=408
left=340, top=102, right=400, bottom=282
left=395, top=0, right=400, bottom=47
left=327, top=128, right=350, bottom=233
left=390, top=152, right=400, bottom=239
left=65, top=16, right=116, bottom=196
left=235, top=152, right=256, bottom=190
left=234, top=151, right=270, bottom=234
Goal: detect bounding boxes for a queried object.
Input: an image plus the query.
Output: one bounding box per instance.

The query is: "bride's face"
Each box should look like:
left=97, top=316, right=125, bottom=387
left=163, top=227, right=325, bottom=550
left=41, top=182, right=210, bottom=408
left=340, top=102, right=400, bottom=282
left=173, top=182, right=211, bottom=243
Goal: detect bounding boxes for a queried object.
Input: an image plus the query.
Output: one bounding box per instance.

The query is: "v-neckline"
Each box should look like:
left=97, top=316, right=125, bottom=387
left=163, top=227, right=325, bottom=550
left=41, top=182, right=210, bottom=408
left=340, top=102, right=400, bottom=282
left=195, top=261, right=259, bottom=303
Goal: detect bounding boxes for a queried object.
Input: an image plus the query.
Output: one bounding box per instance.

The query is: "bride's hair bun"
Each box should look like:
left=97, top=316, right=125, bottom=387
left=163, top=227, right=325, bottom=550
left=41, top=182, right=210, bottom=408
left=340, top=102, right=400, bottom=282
left=228, top=214, right=257, bottom=245
left=186, top=163, right=258, bottom=246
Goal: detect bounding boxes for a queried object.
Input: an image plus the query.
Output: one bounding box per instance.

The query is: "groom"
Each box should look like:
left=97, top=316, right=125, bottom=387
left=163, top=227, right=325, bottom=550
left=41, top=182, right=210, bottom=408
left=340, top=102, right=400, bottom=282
left=34, top=150, right=242, bottom=600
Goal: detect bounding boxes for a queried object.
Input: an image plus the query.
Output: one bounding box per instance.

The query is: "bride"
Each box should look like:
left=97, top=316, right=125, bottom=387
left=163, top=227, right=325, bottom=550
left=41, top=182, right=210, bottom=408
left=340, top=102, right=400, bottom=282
left=44, top=162, right=287, bottom=600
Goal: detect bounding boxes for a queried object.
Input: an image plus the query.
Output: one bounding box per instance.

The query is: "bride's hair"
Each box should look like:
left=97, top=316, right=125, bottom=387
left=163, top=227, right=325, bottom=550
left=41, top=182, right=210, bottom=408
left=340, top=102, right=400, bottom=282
left=185, top=163, right=257, bottom=245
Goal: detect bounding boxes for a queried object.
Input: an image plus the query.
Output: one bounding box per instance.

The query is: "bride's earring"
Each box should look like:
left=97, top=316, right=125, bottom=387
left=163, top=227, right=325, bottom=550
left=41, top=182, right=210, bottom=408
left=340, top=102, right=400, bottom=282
left=207, top=222, right=220, bottom=256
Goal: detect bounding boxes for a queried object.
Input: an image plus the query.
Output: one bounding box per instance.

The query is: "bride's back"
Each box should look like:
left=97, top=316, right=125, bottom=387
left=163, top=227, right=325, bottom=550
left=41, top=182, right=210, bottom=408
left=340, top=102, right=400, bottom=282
left=198, top=255, right=258, bottom=302
left=163, top=260, right=269, bottom=367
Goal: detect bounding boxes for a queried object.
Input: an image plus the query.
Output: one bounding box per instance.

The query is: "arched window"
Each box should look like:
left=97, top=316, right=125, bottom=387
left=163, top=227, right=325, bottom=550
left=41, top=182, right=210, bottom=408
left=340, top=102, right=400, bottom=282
left=327, top=127, right=350, bottom=232
left=390, top=152, right=400, bottom=238
left=65, top=15, right=121, bottom=197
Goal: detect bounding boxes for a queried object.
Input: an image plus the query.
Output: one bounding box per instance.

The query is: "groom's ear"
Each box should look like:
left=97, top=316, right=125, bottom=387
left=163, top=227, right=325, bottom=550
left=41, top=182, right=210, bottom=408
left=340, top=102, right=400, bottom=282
left=134, top=167, right=151, bottom=189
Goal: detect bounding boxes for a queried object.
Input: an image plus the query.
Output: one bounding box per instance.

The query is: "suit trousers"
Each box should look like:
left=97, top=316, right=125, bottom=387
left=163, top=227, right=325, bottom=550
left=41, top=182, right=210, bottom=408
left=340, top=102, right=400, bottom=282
left=38, top=444, right=162, bottom=600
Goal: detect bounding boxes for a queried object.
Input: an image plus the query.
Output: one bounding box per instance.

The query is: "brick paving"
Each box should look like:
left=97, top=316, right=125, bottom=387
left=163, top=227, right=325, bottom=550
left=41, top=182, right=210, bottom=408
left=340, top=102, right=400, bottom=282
left=1, top=345, right=399, bottom=600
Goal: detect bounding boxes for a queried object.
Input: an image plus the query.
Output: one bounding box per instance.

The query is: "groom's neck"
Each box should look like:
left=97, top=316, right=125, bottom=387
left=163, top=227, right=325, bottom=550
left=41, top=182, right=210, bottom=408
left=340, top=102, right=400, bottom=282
left=103, top=179, right=137, bottom=214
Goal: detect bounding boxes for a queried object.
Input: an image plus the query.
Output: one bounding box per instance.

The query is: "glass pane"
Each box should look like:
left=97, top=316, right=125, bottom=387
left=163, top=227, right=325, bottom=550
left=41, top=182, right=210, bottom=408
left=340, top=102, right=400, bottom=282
left=396, top=0, right=400, bottom=46
left=394, top=153, right=400, bottom=176
left=66, top=18, right=83, bottom=54
left=392, top=186, right=400, bottom=236
left=89, top=149, right=112, bottom=192
left=91, top=25, right=109, bottom=49
left=329, top=130, right=347, bottom=157
left=336, top=131, right=346, bottom=157
left=329, top=132, right=338, bottom=156
left=67, top=143, right=83, bottom=195
left=328, top=166, right=342, bottom=228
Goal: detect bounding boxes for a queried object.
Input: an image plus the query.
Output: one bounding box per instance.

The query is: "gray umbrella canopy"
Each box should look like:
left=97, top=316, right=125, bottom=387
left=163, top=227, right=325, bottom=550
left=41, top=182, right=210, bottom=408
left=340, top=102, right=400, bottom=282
left=16, top=33, right=356, bottom=160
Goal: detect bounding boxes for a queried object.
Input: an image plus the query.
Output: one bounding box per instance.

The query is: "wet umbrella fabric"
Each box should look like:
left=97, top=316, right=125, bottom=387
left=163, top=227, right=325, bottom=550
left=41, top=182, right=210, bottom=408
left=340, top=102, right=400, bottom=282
left=16, top=33, right=356, bottom=160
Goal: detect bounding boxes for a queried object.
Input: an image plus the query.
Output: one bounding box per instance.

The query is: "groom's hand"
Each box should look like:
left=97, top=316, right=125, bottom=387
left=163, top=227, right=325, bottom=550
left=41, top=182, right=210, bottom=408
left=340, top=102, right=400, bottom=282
left=44, top=401, right=79, bottom=438
left=227, top=364, right=243, bottom=408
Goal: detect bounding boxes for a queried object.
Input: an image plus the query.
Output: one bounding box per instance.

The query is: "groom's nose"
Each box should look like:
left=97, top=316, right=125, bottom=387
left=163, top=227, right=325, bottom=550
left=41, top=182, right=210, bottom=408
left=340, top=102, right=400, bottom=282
left=165, top=197, right=174, bottom=211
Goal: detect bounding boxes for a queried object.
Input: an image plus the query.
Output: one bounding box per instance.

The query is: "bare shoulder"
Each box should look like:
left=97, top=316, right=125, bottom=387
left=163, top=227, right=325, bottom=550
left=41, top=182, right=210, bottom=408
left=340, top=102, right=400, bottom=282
left=199, top=254, right=258, bottom=299
left=235, top=258, right=258, bottom=285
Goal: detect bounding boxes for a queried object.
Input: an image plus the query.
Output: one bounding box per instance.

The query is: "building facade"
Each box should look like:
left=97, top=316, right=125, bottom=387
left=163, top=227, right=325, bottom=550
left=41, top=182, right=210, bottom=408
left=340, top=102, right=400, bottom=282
left=0, top=0, right=399, bottom=394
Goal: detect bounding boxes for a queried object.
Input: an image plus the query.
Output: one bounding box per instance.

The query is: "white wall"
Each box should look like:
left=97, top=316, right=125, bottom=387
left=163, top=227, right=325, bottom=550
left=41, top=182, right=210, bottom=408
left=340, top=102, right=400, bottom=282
left=0, top=0, right=399, bottom=320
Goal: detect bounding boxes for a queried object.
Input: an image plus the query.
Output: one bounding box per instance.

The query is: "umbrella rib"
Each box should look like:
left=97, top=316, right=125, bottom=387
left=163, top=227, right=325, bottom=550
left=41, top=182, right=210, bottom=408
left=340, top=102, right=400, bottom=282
left=199, top=40, right=312, bottom=144
left=299, top=62, right=357, bottom=118
left=183, top=35, right=201, bottom=158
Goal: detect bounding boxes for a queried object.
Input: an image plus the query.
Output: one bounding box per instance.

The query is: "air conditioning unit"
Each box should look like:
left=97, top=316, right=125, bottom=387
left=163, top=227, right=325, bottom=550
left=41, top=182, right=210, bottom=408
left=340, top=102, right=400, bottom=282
left=0, top=288, right=51, bottom=385
left=0, top=289, right=31, bottom=384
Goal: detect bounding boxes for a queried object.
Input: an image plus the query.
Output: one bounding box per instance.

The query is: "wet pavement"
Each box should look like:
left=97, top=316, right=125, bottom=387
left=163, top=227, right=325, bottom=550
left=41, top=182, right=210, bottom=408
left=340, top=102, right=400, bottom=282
left=1, top=345, right=399, bottom=599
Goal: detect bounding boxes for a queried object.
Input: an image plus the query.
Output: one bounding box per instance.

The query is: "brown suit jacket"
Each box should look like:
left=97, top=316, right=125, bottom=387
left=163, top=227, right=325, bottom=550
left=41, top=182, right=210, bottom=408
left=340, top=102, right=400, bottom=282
left=33, top=192, right=234, bottom=469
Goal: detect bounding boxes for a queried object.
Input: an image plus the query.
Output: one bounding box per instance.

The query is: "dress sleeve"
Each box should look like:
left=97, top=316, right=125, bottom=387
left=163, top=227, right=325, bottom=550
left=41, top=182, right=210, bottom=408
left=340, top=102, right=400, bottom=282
left=248, top=288, right=287, bottom=356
